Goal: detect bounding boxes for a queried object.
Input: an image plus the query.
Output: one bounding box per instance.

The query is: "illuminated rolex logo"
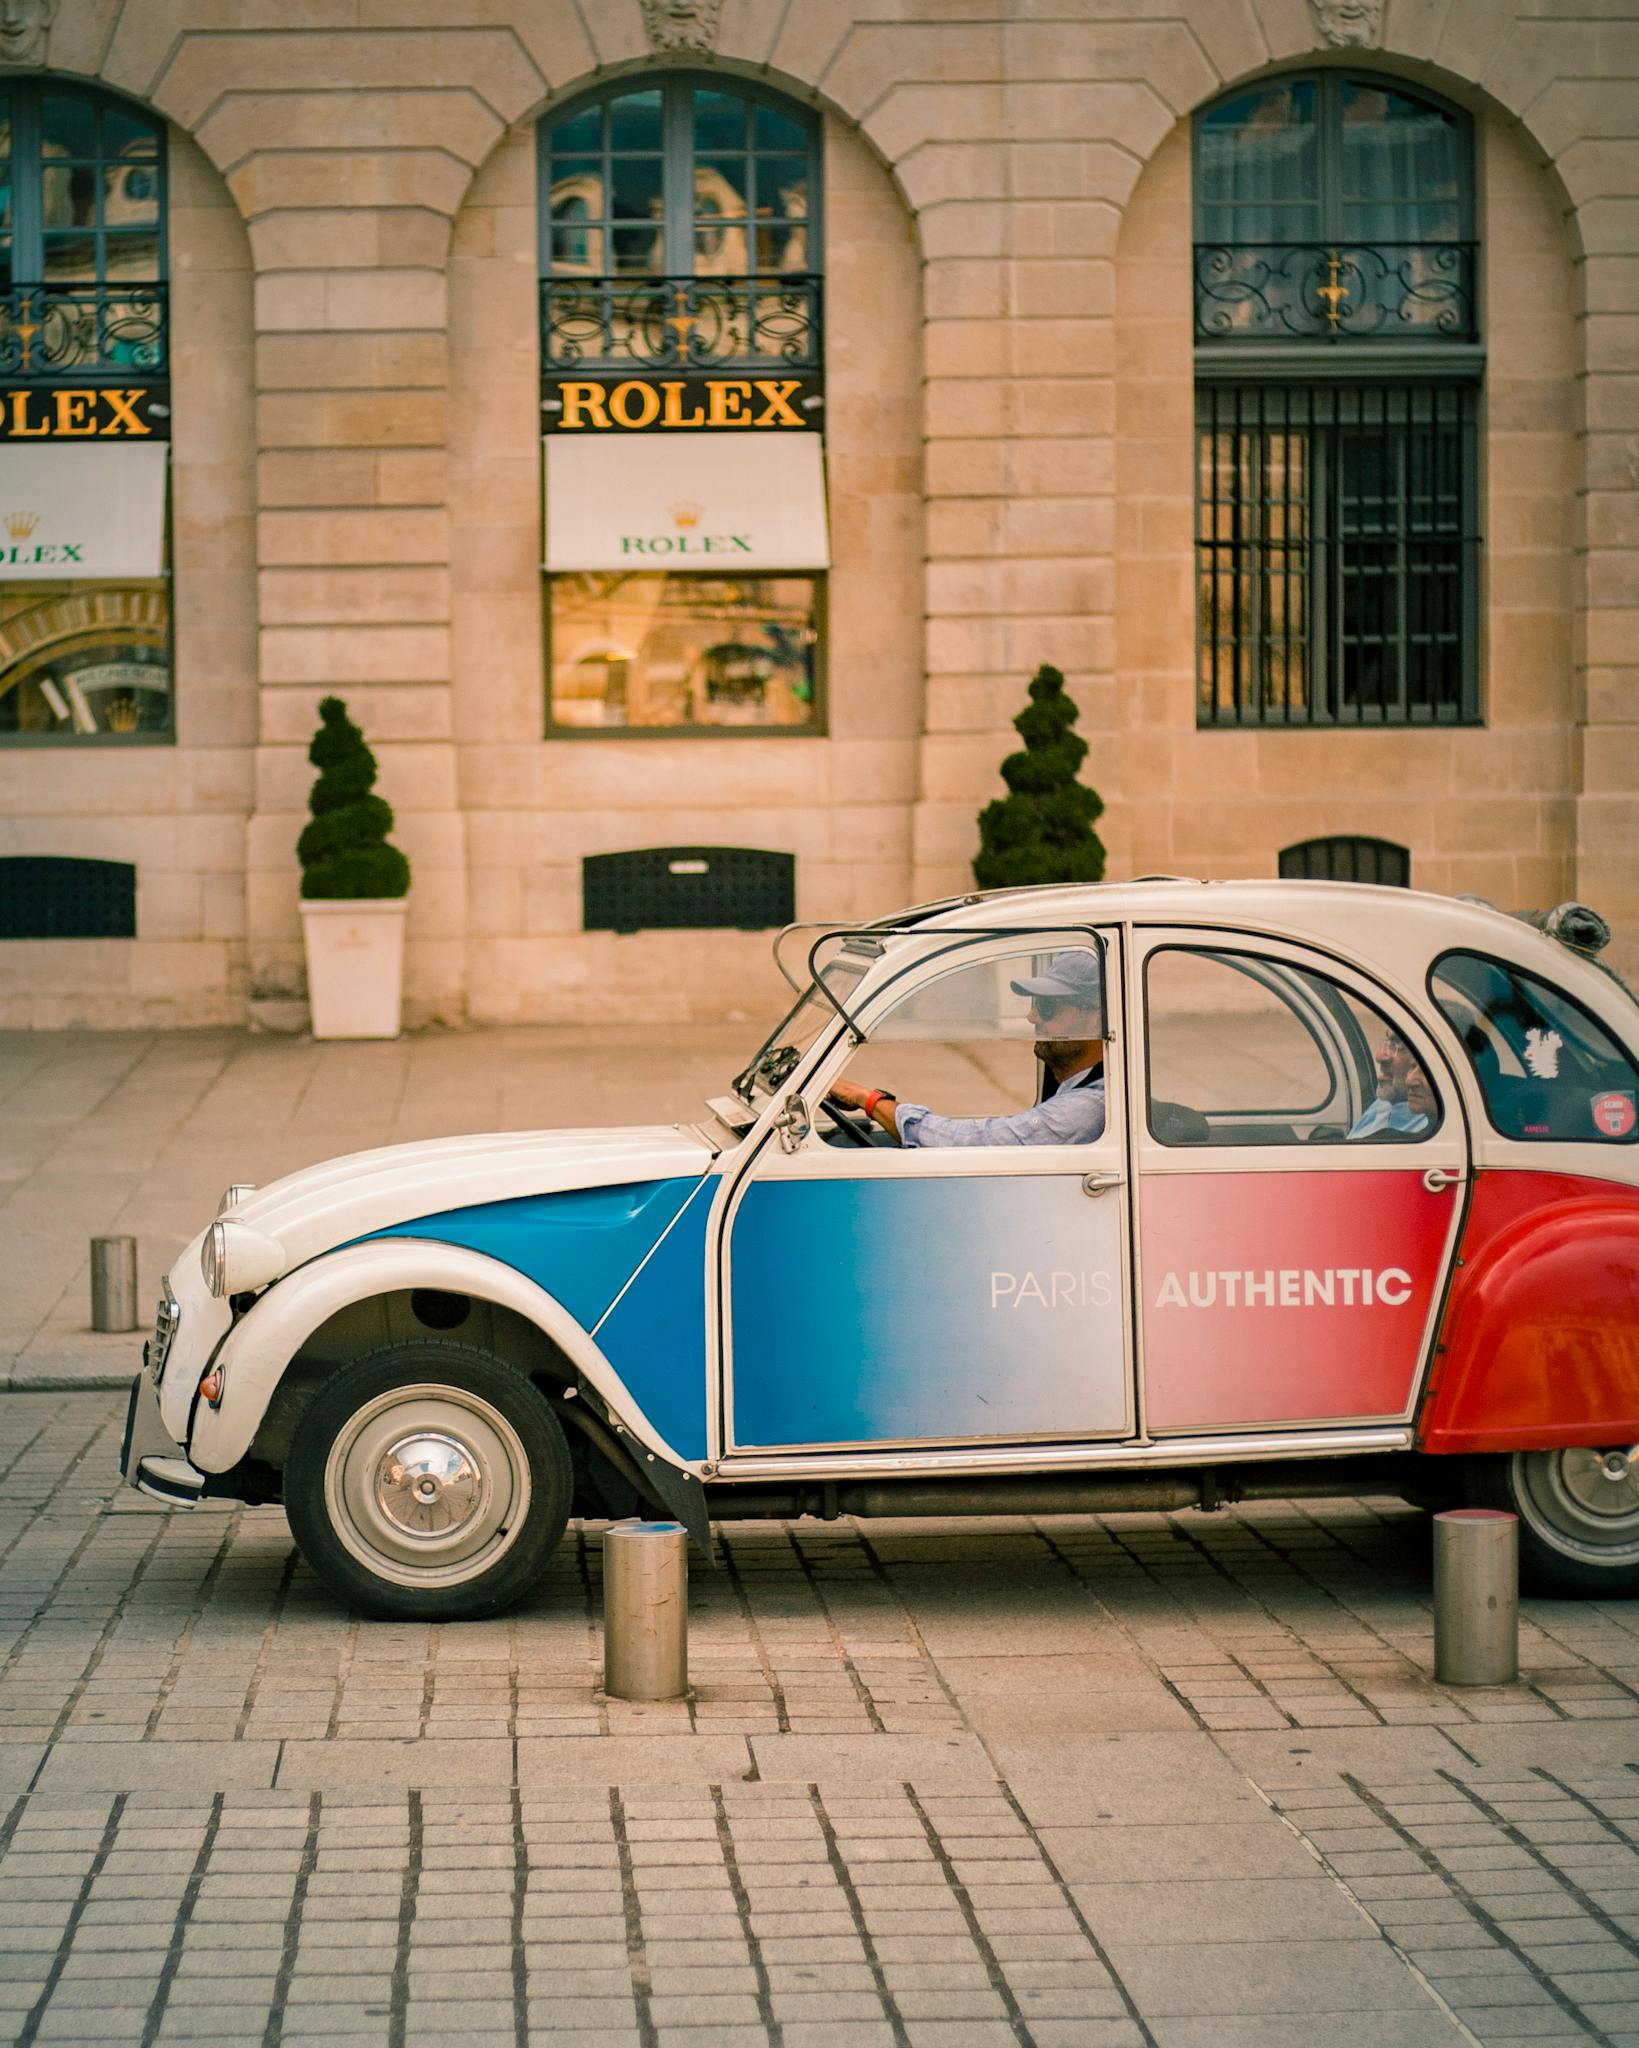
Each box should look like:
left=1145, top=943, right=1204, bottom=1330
left=669, top=500, right=703, bottom=529
left=4, top=510, right=40, bottom=540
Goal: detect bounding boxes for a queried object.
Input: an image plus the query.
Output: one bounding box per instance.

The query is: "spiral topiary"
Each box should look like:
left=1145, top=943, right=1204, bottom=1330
left=298, top=696, right=411, bottom=900
left=973, top=663, right=1107, bottom=890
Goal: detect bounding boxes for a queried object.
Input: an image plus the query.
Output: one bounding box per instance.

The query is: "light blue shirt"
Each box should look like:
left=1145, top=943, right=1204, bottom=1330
left=896, top=1070, right=1106, bottom=1149
left=1347, top=1097, right=1430, bottom=1140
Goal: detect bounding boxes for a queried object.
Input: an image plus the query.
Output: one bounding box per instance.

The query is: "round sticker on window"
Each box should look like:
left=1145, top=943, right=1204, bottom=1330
left=1592, top=1091, right=1636, bottom=1138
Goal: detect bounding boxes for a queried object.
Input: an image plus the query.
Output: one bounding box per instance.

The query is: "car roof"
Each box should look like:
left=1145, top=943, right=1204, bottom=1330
left=877, top=878, right=1636, bottom=1026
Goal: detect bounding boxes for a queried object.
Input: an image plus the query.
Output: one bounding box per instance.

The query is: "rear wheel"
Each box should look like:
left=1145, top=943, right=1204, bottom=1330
left=1470, top=1448, right=1639, bottom=1598
left=284, top=1340, right=573, bottom=1620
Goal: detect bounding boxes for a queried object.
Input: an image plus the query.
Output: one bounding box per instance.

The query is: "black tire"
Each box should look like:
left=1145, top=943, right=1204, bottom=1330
left=1467, top=1449, right=1639, bottom=1598
left=284, top=1340, right=573, bottom=1621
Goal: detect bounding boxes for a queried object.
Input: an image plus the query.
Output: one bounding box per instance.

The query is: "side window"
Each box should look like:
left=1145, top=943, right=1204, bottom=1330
left=1145, top=946, right=1441, bottom=1147
left=1432, top=952, right=1639, bottom=1145
left=833, top=938, right=1107, bottom=1137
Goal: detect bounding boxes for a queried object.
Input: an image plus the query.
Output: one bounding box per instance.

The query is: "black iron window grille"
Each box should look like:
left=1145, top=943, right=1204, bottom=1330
left=1280, top=836, right=1411, bottom=887
left=1194, top=242, right=1476, bottom=344
left=0, top=280, right=167, bottom=378
left=1196, top=382, right=1479, bottom=728
left=541, top=272, right=819, bottom=374
left=0, top=82, right=168, bottom=378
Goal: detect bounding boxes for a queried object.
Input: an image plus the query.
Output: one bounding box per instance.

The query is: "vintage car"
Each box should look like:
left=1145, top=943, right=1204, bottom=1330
left=121, top=879, right=1639, bottom=1618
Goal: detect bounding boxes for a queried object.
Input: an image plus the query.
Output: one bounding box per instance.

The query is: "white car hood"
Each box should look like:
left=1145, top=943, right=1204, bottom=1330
left=225, top=1125, right=718, bottom=1279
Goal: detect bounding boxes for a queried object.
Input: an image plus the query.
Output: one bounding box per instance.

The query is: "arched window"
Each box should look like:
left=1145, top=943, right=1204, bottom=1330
left=538, top=79, right=826, bottom=737
left=1, top=81, right=166, bottom=366
left=1193, top=74, right=1480, bottom=730
left=1, top=82, right=171, bottom=747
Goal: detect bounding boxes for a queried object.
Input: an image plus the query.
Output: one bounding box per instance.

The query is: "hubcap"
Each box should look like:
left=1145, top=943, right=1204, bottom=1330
left=1514, top=1447, right=1639, bottom=1564
left=374, top=1432, right=482, bottom=1538
left=323, top=1384, right=532, bottom=1590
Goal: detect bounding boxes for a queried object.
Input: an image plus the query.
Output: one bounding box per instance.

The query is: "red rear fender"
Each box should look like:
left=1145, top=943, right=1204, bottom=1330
left=1417, top=1171, right=1639, bottom=1455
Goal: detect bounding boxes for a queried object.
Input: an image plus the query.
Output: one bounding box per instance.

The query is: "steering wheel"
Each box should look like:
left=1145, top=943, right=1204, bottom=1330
left=819, top=1096, right=876, bottom=1147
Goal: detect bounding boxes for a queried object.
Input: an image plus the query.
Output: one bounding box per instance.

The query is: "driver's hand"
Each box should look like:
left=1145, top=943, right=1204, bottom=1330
left=826, top=1078, right=873, bottom=1111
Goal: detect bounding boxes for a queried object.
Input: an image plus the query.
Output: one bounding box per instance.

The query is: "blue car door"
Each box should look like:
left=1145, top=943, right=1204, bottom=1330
left=718, top=928, right=1136, bottom=1453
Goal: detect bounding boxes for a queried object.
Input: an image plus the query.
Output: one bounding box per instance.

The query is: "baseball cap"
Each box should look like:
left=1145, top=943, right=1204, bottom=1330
left=1009, top=949, right=1102, bottom=1005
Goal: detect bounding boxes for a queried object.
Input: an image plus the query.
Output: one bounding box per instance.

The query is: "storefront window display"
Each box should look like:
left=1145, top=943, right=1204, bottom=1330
left=0, top=580, right=171, bottom=740
left=549, top=572, right=818, bottom=732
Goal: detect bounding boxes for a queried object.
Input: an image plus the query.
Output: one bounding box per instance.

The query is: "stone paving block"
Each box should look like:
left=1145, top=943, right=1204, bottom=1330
left=1108, top=1937, right=1446, bottom=2017
left=751, top=1736, right=996, bottom=1782
left=31, top=1744, right=280, bottom=1794
left=1073, top=1876, right=1374, bottom=1946
left=514, top=1736, right=753, bottom=1783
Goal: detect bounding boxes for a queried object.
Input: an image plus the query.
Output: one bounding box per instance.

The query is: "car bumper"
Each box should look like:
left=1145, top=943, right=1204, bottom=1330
left=120, top=1369, right=205, bottom=1504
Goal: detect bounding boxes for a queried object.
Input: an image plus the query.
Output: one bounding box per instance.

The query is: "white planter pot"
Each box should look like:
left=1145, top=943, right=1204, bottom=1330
left=300, top=897, right=408, bottom=1040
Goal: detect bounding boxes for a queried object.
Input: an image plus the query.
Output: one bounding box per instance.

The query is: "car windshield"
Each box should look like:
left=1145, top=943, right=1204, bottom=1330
left=730, top=933, right=882, bottom=1103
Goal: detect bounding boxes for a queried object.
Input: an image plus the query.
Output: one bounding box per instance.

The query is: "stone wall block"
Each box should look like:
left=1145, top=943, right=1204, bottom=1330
left=160, top=30, right=546, bottom=133
left=258, top=509, right=449, bottom=568
left=198, top=92, right=503, bottom=176
left=256, top=449, right=378, bottom=507
left=259, top=626, right=452, bottom=686
left=232, top=153, right=473, bottom=221
left=1001, top=82, right=1171, bottom=169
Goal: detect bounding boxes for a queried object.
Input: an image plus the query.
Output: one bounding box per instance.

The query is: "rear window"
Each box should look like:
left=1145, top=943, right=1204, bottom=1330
left=1431, top=951, right=1639, bottom=1144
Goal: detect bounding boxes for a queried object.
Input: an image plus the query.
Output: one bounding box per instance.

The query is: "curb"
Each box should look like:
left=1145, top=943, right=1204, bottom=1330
left=2, top=1377, right=131, bottom=1393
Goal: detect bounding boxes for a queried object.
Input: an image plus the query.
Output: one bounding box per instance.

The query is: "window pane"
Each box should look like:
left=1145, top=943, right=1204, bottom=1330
left=41, top=162, right=95, bottom=228
left=101, top=103, right=160, bottom=159
left=42, top=232, right=98, bottom=281
left=549, top=104, right=602, bottom=155
left=42, top=94, right=98, bottom=160
left=754, top=103, right=806, bottom=152
left=1342, top=81, right=1462, bottom=242
left=102, top=230, right=160, bottom=282
left=611, top=220, right=663, bottom=274
left=1196, top=80, right=1319, bottom=245
left=608, top=156, right=662, bottom=222
left=550, top=572, right=818, bottom=731
left=104, top=159, right=159, bottom=227
left=695, top=221, right=748, bottom=275
left=696, top=158, right=749, bottom=223
left=1146, top=946, right=1439, bottom=1146
left=0, top=583, right=172, bottom=740
left=756, top=157, right=808, bottom=220
left=693, top=88, right=748, bottom=153
left=1433, top=954, right=1639, bottom=1144
left=607, top=90, right=661, bottom=152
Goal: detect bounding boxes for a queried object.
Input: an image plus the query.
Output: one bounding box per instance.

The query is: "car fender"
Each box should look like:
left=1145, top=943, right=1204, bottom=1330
left=188, top=1237, right=696, bottom=1477
left=1417, top=1171, right=1639, bottom=1454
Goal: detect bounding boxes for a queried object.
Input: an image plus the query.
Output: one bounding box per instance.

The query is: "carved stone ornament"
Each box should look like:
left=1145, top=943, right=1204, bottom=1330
left=1308, top=0, right=1383, bottom=46
left=0, top=0, right=55, bottom=65
left=640, top=0, right=723, bottom=55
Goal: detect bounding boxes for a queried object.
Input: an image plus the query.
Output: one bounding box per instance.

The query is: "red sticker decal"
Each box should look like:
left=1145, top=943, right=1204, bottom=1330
left=1592, top=1091, right=1636, bottom=1138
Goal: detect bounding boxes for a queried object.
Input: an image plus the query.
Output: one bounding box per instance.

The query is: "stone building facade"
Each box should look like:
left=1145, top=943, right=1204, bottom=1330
left=0, top=0, right=1635, bottom=1028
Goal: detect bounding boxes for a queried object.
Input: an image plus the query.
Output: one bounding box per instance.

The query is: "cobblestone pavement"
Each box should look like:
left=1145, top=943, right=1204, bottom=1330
left=3, top=1395, right=1639, bottom=2045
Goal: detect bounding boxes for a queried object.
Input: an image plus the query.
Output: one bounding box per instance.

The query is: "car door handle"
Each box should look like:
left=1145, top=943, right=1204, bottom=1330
left=1082, top=1172, right=1124, bottom=1197
left=1422, top=1167, right=1463, bottom=1193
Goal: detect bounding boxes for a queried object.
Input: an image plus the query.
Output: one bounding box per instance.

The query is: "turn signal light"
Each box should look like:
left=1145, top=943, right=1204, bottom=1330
left=198, top=1366, right=224, bottom=1407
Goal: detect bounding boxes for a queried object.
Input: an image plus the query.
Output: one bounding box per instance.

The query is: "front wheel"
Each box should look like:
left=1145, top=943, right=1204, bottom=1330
left=284, top=1341, right=573, bottom=1620
left=1469, top=1448, right=1639, bottom=1598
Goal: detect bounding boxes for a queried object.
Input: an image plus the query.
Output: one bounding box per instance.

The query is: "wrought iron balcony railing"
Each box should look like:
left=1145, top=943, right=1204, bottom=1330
left=1194, top=243, right=1477, bottom=344
left=542, top=272, right=821, bottom=374
left=0, top=282, right=168, bottom=378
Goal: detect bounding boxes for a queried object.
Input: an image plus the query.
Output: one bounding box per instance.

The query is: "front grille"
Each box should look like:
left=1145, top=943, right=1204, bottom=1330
left=149, top=1281, right=180, bottom=1385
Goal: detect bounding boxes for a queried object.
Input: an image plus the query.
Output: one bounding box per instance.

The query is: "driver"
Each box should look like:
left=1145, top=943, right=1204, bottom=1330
left=827, top=950, right=1107, bottom=1147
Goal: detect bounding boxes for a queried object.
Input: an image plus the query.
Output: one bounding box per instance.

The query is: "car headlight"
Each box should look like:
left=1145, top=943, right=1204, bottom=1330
left=200, top=1219, right=286, bottom=1300
left=202, top=1221, right=226, bottom=1297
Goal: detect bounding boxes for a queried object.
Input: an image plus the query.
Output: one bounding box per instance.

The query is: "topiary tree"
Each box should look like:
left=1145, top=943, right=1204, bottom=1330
left=298, top=696, right=411, bottom=900
left=973, top=663, right=1106, bottom=890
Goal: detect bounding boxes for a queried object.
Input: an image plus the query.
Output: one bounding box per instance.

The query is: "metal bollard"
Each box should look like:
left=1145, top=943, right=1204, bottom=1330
left=1433, top=1507, right=1519, bottom=1686
left=602, top=1519, right=689, bottom=1701
left=90, top=1236, right=139, bottom=1333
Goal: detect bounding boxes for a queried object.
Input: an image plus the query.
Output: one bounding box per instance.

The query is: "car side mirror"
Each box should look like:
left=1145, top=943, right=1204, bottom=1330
left=773, top=1093, right=810, bottom=1153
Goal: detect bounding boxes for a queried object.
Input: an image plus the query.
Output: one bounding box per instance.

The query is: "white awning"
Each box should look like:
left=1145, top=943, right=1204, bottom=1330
left=545, top=431, right=829, bottom=573
left=0, top=442, right=168, bottom=581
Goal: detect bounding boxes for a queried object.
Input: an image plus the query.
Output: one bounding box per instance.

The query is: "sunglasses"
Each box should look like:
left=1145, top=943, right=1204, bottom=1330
left=1030, top=994, right=1095, bottom=1021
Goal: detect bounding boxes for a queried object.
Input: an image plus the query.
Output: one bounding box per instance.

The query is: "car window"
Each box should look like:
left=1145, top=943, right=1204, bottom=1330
left=832, top=937, right=1106, bottom=1134
left=1432, top=952, right=1639, bottom=1144
left=1145, top=945, right=1441, bottom=1147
